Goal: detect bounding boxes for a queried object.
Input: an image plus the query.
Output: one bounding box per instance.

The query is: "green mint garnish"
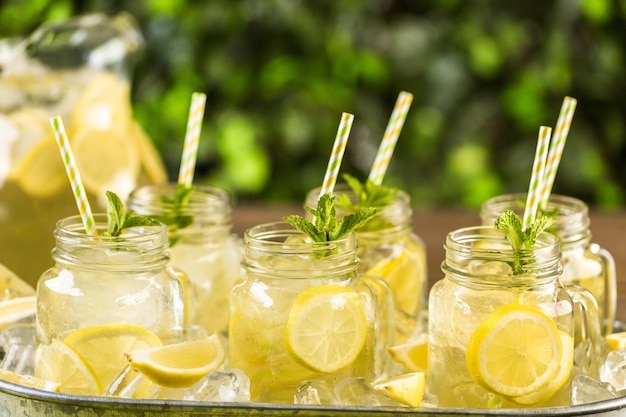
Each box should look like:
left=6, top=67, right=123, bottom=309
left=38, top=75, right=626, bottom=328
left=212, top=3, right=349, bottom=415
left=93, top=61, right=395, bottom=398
left=152, top=185, right=194, bottom=246
left=337, top=173, right=397, bottom=209
left=103, top=191, right=160, bottom=237
left=284, top=193, right=377, bottom=244
left=493, top=209, right=554, bottom=275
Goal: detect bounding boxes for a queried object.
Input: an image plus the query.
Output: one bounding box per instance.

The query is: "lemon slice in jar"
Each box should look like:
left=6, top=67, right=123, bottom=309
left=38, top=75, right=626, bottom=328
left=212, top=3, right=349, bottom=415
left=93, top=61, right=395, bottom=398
left=373, top=372, right=426, bottom=407
left=466, top=304, right=565, bottom=403
left=388, top=333, right=429, bottom=372
left=126, top=333, right=225, bottom=388
left=285, top=285, right=367, bottom=373
left=63, top=324, right=162, bottom=391
left=35, top=339, right=101, bottom=396
left=606, top=331, right=626, bottom=351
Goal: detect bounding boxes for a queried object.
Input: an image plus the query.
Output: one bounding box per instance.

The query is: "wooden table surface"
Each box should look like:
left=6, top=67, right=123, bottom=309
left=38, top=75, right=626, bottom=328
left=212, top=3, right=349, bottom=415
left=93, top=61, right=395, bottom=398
left=232, top=204, right=626, bottom=321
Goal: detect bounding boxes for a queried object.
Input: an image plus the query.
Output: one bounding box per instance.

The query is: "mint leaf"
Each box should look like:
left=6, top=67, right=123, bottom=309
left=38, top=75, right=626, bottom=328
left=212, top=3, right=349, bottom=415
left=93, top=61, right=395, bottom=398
left=284, top=193, right=378, bottom=246
left=493, top=209, right=554, bottom=274
left=103, top=191, right=160, bottom=237
left=339, top=173, right=397, bottom=209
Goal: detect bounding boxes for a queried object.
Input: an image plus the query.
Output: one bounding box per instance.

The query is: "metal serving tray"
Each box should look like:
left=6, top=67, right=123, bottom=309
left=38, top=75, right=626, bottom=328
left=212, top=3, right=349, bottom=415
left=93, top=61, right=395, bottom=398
left=2, top=379, right=626, bottom=417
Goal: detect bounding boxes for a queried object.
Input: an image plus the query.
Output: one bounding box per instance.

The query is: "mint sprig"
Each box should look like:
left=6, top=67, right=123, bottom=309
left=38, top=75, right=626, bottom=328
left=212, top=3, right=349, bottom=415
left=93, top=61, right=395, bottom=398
left=493, top=209, right=554, bottom=274
left=151, top=185, right=194, bottom=246
left=337, top=173, right=397, bottom=209
left=103, top=191, right=160, bottom=237
left=284, top=193, right=377, bottom=244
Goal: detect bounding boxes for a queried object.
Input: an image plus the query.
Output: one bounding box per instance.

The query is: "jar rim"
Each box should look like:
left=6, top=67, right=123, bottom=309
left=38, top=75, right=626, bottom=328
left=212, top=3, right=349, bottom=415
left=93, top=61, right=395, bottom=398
left=55, top=213, right=168, bottom=243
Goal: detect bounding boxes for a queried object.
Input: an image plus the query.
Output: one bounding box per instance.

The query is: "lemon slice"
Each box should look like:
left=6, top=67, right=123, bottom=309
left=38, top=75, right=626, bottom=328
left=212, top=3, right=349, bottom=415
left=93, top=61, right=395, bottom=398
left=35, top=339, right=101, bottom=396
left=285, top=285, right=367, bottom=373
left=63, top=324, right=162, bottom=391
left=0, top=296, right=36, bottom=330
left=388, top=333, right=429, bottom=372
left=17, top=134, right=67, bottom=199
left=373, top=372, right=426, bottom=407
left=6, top=107, right=50, bottom=180
left=512, top=330, right=573, bottom=405
left=70, top=71, right=133, bottom=132
left=466, top=304, right=562, bottom=399
left=126, top=333, right=225, bottom=388
left=69, top=127, right=140, bottom=197
left=0, top=262, right=36, bottom=298
left=0, top=368, right=60, bottom=392
left=606, top=331, right=626, bottom=351
left=127, top=120, right=167, bottom=184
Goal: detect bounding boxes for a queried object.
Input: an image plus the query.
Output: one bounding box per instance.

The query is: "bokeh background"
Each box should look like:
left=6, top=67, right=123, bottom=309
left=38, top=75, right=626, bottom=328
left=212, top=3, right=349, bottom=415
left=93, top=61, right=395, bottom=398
left=2, top=0, right=625, bottom=210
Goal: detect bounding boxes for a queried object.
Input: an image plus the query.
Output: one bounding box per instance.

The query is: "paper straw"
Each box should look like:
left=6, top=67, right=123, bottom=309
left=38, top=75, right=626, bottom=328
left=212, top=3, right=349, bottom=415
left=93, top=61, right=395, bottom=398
left=539, top=96, right=577, bottom=209
left=50, top=116, right=97, bottom=235
left=177, top=92, right=207, bottom=186
left=522, top=126, right=552, bottom=230
left=320, top=112, right=354, bottom=196
left=368, top=91, right=414, bottom=185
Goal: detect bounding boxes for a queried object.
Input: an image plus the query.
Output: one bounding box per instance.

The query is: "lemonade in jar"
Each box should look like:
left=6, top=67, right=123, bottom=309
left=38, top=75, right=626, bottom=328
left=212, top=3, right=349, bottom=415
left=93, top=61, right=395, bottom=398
left=428, top=221, right=599, bottom=408
left=127, top=183, right=243, bottom=335
left=35, top=209, right=184, bottom=396
left=0, top=13, right=167, bottom=286
left=480, top=193, right=616, bottom=335
left=305, top=180, right=427, bottom=343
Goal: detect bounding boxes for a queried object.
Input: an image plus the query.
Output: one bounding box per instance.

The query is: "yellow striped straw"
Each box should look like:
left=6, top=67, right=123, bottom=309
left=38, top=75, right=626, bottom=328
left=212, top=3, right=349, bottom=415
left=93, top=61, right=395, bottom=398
left=368, top=91, right=414, bottom=185
left=539, top=96, right=577, bottom=209
left=50, top=116, right=97, bottom=235
left=320, top=112, right=354, bottom=196
left=178, top=92, right=207, bottom=186
left=522, top=126, right=552, bottom=231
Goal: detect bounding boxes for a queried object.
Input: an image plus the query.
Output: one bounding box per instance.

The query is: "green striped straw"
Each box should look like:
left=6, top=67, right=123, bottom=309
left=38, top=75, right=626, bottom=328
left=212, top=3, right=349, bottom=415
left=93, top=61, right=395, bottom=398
left=539, top=96, right=577, bottom=209
left=368, top=91, right=413, bottom=185
left=320, top=112, right=354, bottom=196
left=50, top=116, right=97, bottom=235
left=522, top=126, right=552, bottom=231
left=178, top=92, right=207, bottom=186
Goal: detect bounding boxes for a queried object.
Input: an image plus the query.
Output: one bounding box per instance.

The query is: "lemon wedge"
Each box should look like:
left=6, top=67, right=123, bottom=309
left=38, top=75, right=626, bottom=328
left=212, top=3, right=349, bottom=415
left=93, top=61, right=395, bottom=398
left=606, top=331, right=626, bottom=351
left=285, top=285, right=367, bottom=373
left=0, top=296, right=36, bottom=330
left=63, top=324, right=162, bottom=391
left=388, top=333, right=429, bottom=372
left=0, top=263, right=36, bottom=298
left=373, top=372, right=426, bottom=407
left=126, top=333, right=225, bottom=388
left=466, top=304, right=563, bottom=400
left=0, top=368, right=60, bottom=392
left=35, top=339, right=101, bottom=396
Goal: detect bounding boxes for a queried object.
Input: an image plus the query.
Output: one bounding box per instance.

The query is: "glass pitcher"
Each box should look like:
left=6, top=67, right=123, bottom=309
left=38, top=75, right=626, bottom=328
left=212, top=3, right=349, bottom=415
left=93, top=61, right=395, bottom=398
left=0, top=13, right=167, bottom=287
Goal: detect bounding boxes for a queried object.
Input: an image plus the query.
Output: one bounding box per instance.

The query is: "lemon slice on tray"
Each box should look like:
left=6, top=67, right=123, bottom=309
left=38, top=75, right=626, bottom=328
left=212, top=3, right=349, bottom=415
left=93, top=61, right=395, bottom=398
left=0, top=296, right=36, bottom=331
left=606, top=331, right=626, bottom=351
left=373, top=372, right=426, bottom=407
left=285, top=285, right=367, bottom=373
left=63, top=324, right=162, bottom=391
left=126, top=333, right=225, bottom=388
left=388, top=333, right=429, bottom=372
left=0, top=368, right=60, bottom=392
left=466, top=304, right=567, bottom=404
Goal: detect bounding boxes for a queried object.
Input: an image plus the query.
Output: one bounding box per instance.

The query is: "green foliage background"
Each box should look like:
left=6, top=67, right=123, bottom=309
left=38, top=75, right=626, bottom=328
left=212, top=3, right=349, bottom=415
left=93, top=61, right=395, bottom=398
left=2, top=0, right=625, bottom=210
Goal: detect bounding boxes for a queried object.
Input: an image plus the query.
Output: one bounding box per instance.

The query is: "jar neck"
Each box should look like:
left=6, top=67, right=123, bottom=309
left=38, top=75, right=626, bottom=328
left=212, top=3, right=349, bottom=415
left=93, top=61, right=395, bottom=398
left=52, top=214, right=170, bottom=270
left=442, top=226, right=562, bottom=288
left=480, top=193, right=592, bottom=248
left=305, top=184, right=413, bottom=234
left=128, top=183, right=233, bottom=240
left=242, top=221, right=359, bottom=279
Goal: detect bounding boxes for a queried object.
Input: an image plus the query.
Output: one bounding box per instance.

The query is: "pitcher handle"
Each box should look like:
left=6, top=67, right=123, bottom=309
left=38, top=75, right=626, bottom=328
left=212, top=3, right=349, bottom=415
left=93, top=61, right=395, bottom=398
left=565, top=283, right=602, bottom=379
left=590, top=242, right=617, bottom=336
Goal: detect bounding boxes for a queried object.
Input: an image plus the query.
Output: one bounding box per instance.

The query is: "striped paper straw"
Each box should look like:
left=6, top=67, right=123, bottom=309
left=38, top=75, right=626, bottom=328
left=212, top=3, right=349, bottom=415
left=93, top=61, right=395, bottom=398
left=178, top=92, right=207, bottom=186
left=522, top=126, right=552, bottom=231
left=539, top=96, right=577, bottom=209
left=368, top=91, right=414, bottom=185
left=50, top=116, right=97, bottom=235
left=320, top=112, right=354, bottom=196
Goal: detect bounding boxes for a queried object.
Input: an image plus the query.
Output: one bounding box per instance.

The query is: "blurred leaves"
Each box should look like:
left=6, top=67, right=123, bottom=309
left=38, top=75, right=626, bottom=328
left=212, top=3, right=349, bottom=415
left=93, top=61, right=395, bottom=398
left=1, top=0, right=624, bottom=209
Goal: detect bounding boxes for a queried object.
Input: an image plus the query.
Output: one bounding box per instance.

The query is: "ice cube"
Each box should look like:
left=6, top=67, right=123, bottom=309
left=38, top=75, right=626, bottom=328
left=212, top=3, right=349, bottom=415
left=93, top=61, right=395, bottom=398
left=571, top=375, right=617, bottom=405
left=0, top=323, right=36, bottom=376
left=185, top=369, right=250, bottom=402
left=294, top=379, right=339, bottom=405
left=599, top=350, right=626, bottom=391
left=334, top=377, right=400, bottom=407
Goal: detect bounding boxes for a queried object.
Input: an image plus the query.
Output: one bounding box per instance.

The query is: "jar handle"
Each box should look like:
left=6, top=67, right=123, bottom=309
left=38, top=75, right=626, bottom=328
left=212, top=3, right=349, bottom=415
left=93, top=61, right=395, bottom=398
left=564, top=283, right=603, bottom=379
left=590, top=242, right=617, bottom=336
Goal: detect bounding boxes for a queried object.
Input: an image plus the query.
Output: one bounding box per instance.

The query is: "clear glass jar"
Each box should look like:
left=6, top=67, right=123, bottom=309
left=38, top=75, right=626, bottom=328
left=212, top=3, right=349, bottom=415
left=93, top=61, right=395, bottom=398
left=36, top=214, right=184, bottom=345
left=127, top=184, right=243, bottom=335
left=229, top=222, right=381, bottom=403
left=428, top=226, right=599, bottom=408
left=305, top=184, right=427, bottom=343
left=0, top=13, right=167, bottom=287
left=480, top=193, right=616, bottom=335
